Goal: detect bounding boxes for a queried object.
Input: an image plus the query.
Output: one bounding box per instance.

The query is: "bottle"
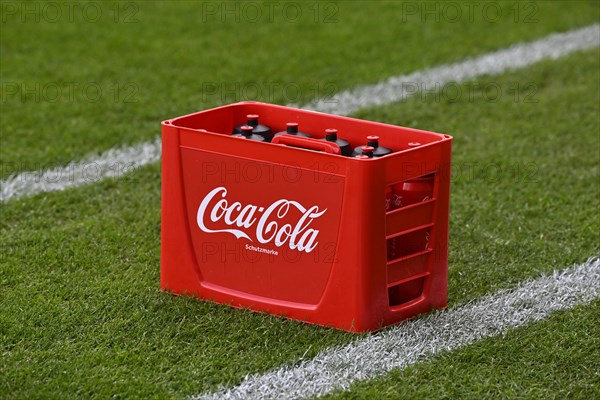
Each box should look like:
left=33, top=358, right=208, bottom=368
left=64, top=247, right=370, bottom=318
left=391, top=142, right=420, bottom=209
left=273, top=122, right=311, bottom=138
left=400, top=176, right=434, bottom=205
left=401, top=142, right=434, bottom=206
left=320, top=128, right=351, bottom=156
left=352, top=135, right=393, bottom=157
left=402, top=142, right=434, bottom=252
left=385, top=186, right=392, bottom=212
left=233, top=114, right=273, bottom=142
left=232, top=125, right=265, bottom=142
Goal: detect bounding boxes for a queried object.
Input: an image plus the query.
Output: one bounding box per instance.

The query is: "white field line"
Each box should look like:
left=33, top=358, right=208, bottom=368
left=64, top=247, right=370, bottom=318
left=304, top=23, right=600, bottom=115
left=0, top=137, right=163, bottom=202
left=1, top=24, right=599, bottom=202
left=192, top=256, right=600, bottom=400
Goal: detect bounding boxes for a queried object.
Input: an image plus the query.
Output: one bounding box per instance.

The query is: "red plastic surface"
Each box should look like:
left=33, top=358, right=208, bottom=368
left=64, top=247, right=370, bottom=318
left=271, top=134, right=341, bottom=154
left=161, top=101, right=452, bottom=332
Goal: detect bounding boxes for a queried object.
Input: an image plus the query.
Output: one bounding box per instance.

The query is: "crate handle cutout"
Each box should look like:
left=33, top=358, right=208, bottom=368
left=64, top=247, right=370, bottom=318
left=272, top=134, right=341, bottom=154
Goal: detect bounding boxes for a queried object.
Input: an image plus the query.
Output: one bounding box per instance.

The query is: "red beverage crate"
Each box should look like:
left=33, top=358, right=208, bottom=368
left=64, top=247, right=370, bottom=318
left=161, top=101, right=452, bottom=332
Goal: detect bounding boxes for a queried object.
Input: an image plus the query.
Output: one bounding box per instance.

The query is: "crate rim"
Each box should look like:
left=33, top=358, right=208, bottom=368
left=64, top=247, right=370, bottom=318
left=163, top=101, right=453, bottom=148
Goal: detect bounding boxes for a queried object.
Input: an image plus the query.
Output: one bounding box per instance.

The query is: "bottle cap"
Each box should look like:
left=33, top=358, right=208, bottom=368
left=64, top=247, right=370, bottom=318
left=325, top=128, right=338, bottom=141
left=361, top=146, right=374, bottom=158
left=366, top=135, right=379, bottom=147
left=286, top=122, right=298, bottom=134
left=241, top=125, right=254, bottom=138
left=247, top=114, right=259, bottom=126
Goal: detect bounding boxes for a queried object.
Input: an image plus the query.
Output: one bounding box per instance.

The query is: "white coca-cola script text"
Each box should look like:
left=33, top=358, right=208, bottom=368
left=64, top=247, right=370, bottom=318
left=197, top=187, right=326, bottom=253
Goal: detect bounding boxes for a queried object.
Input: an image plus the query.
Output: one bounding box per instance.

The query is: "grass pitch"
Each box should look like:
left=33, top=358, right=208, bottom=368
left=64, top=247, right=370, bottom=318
left=1, top=1, right=599, bottom=399
left=2, top=47, right=599, bottom=399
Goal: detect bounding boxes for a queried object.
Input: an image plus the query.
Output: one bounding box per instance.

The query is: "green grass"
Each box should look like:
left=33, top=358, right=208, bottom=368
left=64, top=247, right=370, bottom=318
left=1, top=0, right=599, bottom=178
left=1, top=41, right=598, bottom=398
left=323, top=301, right=600, bottom=399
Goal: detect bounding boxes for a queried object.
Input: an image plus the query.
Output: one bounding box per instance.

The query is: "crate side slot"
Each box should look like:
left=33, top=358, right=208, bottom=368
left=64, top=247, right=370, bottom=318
left=386, top=250, right=431, bottom=285
left=385, top=199, right=435, bottom=237
left=386, top=225, right=433, bottom=262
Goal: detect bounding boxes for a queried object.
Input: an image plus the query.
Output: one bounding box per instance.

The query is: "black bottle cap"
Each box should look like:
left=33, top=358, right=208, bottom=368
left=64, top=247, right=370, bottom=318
left=286, top=122, right=298, bottom=134
left=367, top=135, right=379, bottom=148
left=361, top=146, right=374, bottom=158
left=325, top=128, right=338, bottom=141
left=241, top=125, right=254, bottom=138
left=247, top=114, right=259, bottom=127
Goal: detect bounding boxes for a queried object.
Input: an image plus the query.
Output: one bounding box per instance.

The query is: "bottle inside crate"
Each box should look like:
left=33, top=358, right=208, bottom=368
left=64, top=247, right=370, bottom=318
left=232, top=125, right=265, bottom=142
left=274, top=122, right=311, bottom=138
left=233, top=114, right=273, bottom=142
left=352, top=135, right=392, bottom=157
left=319, top=128, right=352, bottom=156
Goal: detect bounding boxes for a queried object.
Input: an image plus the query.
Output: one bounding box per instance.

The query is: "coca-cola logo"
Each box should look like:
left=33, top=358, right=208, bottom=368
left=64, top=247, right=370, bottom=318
left=196, top=187, right=327, bottom=253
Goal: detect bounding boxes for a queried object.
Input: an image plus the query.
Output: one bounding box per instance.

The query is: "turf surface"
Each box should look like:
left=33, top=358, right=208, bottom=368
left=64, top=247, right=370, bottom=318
left=1, top=42, right=598, bottom=398
left=1, top=0, right=599, bottom=178
left=323, top=301, right=600, bottom=399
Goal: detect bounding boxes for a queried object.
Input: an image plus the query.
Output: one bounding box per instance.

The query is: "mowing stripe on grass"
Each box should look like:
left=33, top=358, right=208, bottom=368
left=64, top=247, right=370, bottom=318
left=192, top=256, right=600, bottom=400
left=1, top=24, right=598, bottom=203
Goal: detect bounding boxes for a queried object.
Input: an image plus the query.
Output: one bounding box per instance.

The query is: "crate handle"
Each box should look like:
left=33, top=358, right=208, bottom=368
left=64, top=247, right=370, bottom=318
left=272, top=134, right=341, bottom=155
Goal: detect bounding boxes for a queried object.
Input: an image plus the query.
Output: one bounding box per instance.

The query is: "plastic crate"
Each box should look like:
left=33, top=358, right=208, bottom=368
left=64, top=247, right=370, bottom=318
left=161, top=101, right=452, bottom=332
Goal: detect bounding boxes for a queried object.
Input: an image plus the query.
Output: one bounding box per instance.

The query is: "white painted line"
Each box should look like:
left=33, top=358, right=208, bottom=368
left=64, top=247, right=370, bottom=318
left=0, top=138, right=162, bottom=202
left=304, top=23, right=600, bottom=115
left=192, top=256, right=600, bottom=400
left=1, top=24, right=598, bottom=202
